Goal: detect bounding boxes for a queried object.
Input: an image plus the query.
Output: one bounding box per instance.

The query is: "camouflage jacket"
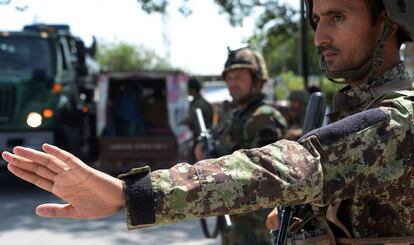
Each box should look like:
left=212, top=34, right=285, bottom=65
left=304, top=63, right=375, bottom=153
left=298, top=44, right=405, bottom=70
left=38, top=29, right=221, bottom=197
left=119, top=63, right=414, bottom=238
left=212, top=94, right=287, bottom=155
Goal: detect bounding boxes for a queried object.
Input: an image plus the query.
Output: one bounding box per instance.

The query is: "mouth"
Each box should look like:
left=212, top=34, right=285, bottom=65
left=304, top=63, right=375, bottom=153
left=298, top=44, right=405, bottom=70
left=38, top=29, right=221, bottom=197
left=323, top=51, right=338, bottom=61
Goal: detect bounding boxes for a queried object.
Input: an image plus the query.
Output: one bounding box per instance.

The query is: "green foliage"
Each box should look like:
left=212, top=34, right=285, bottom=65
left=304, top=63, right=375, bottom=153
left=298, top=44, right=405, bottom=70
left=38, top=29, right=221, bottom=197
left=137, top=0, right=168, bottom=14
left=274, top=71, right=304, bottom=100
left=275, top=72, right=344, bottom=105
left=134, top=0, right=336, bottom=98
left=247, top=2, right=321, bottom=77
left=97, top=41, right=171, bottom=72
left=317, top=76, right=344, bottom=105
left=136, top=0, right=279, bottom=27
left=135, top=0, right=320, bottom=77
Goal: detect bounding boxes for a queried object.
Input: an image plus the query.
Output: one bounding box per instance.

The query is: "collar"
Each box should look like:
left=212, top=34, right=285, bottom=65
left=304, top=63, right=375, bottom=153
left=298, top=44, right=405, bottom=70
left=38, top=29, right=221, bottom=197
left=234, top=94, right=265, bottom=118
left=330, top=62, right=412, bottom=121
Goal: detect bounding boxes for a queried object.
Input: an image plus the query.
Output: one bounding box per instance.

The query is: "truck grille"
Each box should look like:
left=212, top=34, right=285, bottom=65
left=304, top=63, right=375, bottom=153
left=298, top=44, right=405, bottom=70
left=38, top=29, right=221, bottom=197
left=0, top=85, right=16, bottom=123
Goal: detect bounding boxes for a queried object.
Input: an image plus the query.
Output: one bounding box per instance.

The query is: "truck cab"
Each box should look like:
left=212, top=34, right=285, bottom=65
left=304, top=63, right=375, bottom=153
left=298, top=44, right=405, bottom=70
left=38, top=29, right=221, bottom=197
left=0, top=24, right=98, bottom=166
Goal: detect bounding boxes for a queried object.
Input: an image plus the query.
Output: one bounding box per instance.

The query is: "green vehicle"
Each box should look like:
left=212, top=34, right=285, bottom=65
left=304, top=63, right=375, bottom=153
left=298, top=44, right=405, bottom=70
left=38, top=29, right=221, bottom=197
left=0, top=24, right=99, bottom=167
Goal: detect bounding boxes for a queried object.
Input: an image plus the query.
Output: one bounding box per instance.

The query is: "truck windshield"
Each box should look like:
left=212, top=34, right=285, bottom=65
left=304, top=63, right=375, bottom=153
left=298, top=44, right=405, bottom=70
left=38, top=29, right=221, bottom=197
left=0, top=36, right=52, bottom=76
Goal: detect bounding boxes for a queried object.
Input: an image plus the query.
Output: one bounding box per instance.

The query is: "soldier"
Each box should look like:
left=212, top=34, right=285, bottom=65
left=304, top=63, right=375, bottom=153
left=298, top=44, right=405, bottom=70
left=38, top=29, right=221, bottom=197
left=3, top=0, right=414, bottom=244
left=187, top=77, right=213, bottom=138
left=186, top=77, right=213, bottom=161
left=194, top=47, right=287, bottom=245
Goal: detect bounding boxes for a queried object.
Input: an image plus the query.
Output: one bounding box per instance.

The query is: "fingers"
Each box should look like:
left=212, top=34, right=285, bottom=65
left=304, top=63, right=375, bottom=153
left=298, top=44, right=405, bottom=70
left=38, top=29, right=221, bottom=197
left=266, top=207, right=280, bottom=230
left=36, top=203, right=78, bottom=219
left=2, top=151, right=56, bottom=181
left=42, top=144, right=85, bottom=169
left=7, top=163, right=53, bottom=192
left=11, top=146, right=68, bottom=173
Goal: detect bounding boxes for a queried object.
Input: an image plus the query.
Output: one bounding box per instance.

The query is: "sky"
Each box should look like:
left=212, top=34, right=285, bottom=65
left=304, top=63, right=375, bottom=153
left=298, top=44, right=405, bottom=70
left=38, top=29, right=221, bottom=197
left=0, top=0, right=298, bottom=75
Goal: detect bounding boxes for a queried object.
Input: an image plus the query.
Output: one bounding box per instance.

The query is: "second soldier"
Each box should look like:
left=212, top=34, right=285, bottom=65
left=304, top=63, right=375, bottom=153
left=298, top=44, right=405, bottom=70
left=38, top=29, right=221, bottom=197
left=195, top=47, right=287, bottom=245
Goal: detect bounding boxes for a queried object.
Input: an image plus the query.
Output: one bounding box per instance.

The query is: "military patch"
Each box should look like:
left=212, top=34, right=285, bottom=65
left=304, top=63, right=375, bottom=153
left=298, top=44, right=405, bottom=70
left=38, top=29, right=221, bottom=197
left=121, top=170, right=155, bottom=226
left=301, top=108, right=389, bottom=145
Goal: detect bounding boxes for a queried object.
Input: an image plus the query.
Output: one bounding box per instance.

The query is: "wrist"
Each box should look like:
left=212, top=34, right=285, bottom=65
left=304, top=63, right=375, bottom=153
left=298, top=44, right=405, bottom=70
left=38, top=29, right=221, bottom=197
left=115, top=179, right=126, bottom=211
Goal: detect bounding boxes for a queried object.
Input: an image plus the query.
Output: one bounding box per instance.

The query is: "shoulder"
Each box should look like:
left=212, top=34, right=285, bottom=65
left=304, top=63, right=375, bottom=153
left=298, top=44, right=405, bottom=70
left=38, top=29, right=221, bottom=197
left=250, top=104, right=286, bottom=124
left=193, top=97, right=211, bottom=107
left=379, top=89, right=414, bottom=113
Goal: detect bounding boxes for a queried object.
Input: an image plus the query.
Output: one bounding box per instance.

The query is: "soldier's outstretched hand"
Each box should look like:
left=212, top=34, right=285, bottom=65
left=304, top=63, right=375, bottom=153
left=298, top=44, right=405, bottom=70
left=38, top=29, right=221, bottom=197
left=2, top=144, right=125, bottom=219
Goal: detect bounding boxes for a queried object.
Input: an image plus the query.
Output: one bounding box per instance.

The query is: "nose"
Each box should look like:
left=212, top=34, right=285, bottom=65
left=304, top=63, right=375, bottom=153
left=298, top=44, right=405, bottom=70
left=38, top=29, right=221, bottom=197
left=314, top=22, right=332, bottom=47
left=226, top=79, right=236, bottom=89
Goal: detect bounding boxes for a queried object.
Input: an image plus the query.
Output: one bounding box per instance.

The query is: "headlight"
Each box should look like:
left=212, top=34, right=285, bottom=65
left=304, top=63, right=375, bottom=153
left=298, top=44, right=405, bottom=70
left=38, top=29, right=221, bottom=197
left=26, top=112, right=42, bottom=128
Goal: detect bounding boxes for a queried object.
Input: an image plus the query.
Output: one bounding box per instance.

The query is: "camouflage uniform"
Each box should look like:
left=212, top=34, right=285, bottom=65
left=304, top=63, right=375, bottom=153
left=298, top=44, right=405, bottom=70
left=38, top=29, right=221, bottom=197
left=116, top=0, right=414, bottom=243
left=212, top=93, right=286, bottom=245
left=119, top=63, right=414, bottom=240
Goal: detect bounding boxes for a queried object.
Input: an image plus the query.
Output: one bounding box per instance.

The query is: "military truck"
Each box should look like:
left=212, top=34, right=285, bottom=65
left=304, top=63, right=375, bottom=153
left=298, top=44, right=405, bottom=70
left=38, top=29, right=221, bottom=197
left=95, top=71, right=192, bottom=174
left=0, top=24, right=99, bottom=167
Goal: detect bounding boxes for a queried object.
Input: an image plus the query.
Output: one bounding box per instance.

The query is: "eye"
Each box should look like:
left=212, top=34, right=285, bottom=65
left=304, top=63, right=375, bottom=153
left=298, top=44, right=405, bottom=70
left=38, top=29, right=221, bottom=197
left=333, top=15, right=344, bottom=22
left=312, top=16, right=320, bottom=25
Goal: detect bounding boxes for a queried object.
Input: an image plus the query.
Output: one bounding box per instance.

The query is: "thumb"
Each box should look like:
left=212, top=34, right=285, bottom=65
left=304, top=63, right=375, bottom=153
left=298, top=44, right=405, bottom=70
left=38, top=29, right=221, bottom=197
left=36, top=203, right=77, bottom=219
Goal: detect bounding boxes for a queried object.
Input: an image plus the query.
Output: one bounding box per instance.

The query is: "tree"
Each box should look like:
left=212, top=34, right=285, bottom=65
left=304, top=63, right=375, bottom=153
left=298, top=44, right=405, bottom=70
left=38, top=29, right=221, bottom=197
left=248, top=12, right=321, bottom=77
left=97, top=41, right=172, bottom=72
left=136, top=0, right=321, bottom=77
left=137, top=0, right=284, bottom=27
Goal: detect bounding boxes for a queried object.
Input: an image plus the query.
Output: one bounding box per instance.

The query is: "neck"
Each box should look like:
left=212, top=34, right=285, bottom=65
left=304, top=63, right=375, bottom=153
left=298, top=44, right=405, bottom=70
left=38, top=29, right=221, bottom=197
left=348, top=27, right=401, bottom=88
left=237, top=93, right=262, bottom=110
left=238, top=103, right=249, bottom=110
left=348, top=53, right=401, bottom=88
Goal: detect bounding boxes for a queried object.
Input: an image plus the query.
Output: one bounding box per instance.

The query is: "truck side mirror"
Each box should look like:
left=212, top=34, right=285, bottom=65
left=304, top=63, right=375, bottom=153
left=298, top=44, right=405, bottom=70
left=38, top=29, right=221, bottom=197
left=88, top=36, right=97, bottom=58
left=75, top=39, right=88, bottom=76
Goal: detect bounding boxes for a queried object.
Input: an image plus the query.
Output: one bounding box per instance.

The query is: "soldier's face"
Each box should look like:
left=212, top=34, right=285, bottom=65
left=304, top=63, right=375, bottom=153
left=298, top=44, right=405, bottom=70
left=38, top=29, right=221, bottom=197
left=312, top=0, right=384, bottom=73
left=225, top=68, right=254, bottom=105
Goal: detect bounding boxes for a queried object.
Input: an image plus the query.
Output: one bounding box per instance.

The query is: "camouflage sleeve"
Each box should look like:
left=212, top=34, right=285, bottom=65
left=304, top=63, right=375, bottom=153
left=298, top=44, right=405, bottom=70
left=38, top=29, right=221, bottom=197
left=120, top=100, right=412, bottom=230
left=244, top=105, right=287, bottom=147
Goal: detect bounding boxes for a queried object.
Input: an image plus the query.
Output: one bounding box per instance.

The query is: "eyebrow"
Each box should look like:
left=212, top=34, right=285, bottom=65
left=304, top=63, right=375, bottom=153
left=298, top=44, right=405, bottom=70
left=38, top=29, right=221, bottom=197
left=312, top=6, right=351, bottom=19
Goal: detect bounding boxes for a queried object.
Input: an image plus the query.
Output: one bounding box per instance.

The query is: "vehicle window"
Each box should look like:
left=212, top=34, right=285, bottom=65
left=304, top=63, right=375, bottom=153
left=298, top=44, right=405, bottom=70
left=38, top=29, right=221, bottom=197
left=0, top=36, right=52, bottom=76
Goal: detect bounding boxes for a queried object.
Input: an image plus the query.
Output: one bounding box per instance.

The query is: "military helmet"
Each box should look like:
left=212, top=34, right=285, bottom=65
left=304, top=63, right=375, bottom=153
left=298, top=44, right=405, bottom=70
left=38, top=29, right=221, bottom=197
left=305, top=0, right=413, bottom=42
left=222, top=47, right=269, bottom=82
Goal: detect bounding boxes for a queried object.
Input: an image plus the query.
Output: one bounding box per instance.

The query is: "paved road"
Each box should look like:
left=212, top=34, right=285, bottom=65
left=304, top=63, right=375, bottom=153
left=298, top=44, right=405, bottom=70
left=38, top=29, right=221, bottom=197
left=0, top=171, right=220, bottom=245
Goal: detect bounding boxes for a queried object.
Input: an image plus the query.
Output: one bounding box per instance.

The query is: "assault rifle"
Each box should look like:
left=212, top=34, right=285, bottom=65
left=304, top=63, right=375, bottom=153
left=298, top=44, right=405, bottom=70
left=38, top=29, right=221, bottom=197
left=272, top=92, right=326, bottom=245
left=195, top=108, right=233, bottom=238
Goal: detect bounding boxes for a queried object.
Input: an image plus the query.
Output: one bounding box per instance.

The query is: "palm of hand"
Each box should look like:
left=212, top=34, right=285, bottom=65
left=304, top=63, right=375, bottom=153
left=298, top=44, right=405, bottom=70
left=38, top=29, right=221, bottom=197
left=2, top=144, right=124, bottom=219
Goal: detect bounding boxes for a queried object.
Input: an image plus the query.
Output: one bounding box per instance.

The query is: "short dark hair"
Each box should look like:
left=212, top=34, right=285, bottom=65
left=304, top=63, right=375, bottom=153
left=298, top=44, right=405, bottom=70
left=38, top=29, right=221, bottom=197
left=365, top=0, right=408, bottom=47
left=365, top=0, right=384, bottom=24
left=188, top=77, right=202, bottom=93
